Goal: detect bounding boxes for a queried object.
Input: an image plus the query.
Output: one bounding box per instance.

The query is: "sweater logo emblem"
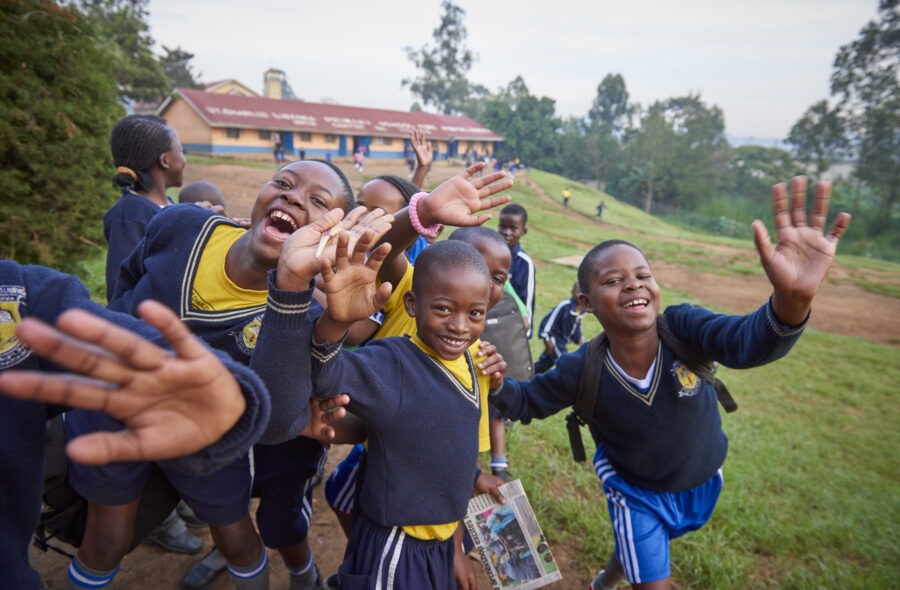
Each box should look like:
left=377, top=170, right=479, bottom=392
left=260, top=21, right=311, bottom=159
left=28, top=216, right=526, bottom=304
left=673, top=361, right=701, bottom=398
left=0, top=286, right=29, bottom=369
left=235, top=314, right=263, bottom=354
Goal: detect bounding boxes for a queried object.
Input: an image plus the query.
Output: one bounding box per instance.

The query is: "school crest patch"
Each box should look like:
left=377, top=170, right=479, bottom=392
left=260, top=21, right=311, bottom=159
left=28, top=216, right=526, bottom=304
left=0, top=286, right=30, bottom=369
left=234, top=314, right=264, bottom=355
left=673, top=360, right=701, bottom=398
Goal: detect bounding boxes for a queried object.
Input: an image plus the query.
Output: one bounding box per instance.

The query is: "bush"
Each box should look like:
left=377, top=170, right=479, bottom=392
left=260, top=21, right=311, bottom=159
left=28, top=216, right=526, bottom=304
left=0, top=0, right=122, bottom=266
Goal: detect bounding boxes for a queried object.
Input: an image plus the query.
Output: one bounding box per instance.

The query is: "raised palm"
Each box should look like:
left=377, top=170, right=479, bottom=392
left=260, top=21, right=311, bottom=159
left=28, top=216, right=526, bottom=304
left=321, top=231, right=393, bottom=324
left=419, top=163, right=514, bottom=227
left=410, top=129, right=434, bottom=167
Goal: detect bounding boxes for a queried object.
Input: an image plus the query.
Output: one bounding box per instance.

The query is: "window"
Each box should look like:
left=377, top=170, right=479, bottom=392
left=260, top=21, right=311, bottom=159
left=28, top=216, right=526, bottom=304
left=300, top=132, right=312, bottom=141
left=325, top=134, right=337, bottom=143
left=258, top=130, right=271, bottom=140
left=226, top=128, right=240, bottom=139
left=383, top=137, right=393, bottom=146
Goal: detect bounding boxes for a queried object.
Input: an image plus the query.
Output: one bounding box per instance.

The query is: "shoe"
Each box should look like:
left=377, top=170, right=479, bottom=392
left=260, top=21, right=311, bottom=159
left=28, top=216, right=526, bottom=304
left=176, top=501, right=208, bottom=529
left=182, top=547, right=227, bottom=590
left=146, top=527, right=203, bottom=554
left=491, top=467, right=511, bottom=483
left=324, top=573, right=341, bottom=590
left=590, top=569, right=619, bottom=590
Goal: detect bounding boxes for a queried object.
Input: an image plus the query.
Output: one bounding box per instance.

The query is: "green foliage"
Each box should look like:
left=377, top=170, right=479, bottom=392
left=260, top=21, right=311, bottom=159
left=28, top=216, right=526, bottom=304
left=0, top=0, right=121, bottom=266
left=160, top=44, right=202, bottom=89
left=74, top=0, right=170, bottom=102
left=621, top=103, right=676, bottom=213
left=786, top=100, right=848, bottom=182
left=402, top=0, right=475, bottom=115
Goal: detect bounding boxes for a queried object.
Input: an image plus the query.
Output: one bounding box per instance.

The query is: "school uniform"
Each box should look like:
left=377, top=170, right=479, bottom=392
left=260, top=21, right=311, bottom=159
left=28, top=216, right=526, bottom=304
left=508, top=244, right=535, bottom=338
left=0, top=262, right=269, bottom=590
left=491, top=300, right=807, bottom=584
left=103, top=191, right=171, bottom=301
left=534, top=297, right=584, bottom=373
left=69, top=204, right=323, bottom=539
left=312, top=332, right=489, bottom=590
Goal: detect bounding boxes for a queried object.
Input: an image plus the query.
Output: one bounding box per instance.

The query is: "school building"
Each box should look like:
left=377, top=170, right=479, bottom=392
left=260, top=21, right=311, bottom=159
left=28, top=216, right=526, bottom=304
left=157, top=77, right=502, bottom=160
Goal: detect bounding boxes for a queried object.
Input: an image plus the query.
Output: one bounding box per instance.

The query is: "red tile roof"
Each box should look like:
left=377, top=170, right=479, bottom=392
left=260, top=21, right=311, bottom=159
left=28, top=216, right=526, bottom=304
left=162, top=88, right=502, bottom=141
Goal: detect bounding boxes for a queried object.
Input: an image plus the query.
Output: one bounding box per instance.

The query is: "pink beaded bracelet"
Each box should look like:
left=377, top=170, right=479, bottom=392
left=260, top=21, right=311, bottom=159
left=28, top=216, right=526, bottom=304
left=409, top=192, right=443, bottom=238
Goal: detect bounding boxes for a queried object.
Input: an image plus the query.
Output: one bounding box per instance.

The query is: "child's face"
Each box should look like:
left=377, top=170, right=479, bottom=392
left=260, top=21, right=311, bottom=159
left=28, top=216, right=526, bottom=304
left=470, top=238, right=511, bottom=310
left=497, top=213, right=527, bottom=249
left=160, top=128, right=186, bottom=188
left=357, top=179, right=407, bottom=214
left=578, top=244, right=660, bottom=336
left=403, top=266, right=491, bottom=360
left=248, top=161, right=345, bottom=267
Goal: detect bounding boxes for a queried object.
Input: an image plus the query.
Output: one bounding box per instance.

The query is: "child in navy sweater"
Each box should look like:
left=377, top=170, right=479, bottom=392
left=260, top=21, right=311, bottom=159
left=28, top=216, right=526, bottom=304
left=498, top=203, right=535, bottom=337
left=0, top=261, right=271, bottom=590
left=490, top=178, right=850, bottom=589
left=534, top=281, right=586, bottom=373
left=307, top=237, right=508, bottom=590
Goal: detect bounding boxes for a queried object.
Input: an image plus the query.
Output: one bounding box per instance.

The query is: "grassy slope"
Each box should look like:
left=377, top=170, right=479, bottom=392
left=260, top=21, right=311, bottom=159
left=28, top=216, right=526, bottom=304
left=488, top=169, right=900, bottom=588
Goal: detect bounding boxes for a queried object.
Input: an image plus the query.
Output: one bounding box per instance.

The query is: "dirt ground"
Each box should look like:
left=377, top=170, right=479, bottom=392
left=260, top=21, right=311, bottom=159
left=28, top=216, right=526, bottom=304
left=28, top=160, right=898, bottom=589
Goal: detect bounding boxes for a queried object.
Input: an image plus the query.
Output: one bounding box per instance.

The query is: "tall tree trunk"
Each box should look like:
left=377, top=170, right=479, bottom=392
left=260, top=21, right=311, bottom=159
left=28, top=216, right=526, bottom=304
left=644, top=179, right=654, bottom=213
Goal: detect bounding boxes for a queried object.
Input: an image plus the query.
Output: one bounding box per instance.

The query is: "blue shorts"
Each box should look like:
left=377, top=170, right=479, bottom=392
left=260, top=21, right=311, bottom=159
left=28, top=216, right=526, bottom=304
left=338, top=512, right=454, bottom=590
left=593, top=445, right=723, bottom=584
left=65, top=409, right=251, bottom=526
left=252, top=436, right=326, bottom=548
left=325, top=444, right=365, bottom=514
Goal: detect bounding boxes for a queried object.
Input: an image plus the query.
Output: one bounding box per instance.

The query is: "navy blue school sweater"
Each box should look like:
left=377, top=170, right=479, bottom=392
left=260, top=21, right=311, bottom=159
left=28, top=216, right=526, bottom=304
left=508, top=244, right=535, bottom=337
left=109, top=204, right=320, bottom=443
left=538, top=297, right=585, bottom=355
left=492, top=301, right=806, bottom=492
left=103, top=191, right=169, bottom=301
left=0, top=261, right=270, bottom=590
left=311, top=335, right=482, bottom=529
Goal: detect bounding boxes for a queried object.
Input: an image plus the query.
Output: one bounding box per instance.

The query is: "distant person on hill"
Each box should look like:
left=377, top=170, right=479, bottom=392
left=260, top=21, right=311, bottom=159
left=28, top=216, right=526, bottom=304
left=562, top=188, right=571, bottom=209
left=535, top=282, right=586, bottom=374
left=299, top=147, right=306, bottom=161
left=103, top=115, right=184, bottom=303
left=490, top=178, right=850, bottom=590
left=597, top=201, right=606, bottom=222
left=498, top=203, right=536, bottom=338
left=326, top=149, right=332, bottom=163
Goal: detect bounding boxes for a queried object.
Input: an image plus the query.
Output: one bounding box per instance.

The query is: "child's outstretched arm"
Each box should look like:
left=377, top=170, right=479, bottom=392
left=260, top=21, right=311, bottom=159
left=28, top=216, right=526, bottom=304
left=0, top=300, right=259, bottom=466
left=409, top=128, right=434, bottom=189
left=753, top=177, right=851, bottom=326
left=377, top=162, right=514, bottom=286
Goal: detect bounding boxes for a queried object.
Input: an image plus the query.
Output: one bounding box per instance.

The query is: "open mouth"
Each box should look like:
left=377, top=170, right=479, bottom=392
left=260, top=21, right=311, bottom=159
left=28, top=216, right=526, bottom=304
left=623, top=298, right=649, bottom=310
left=438, top=334, right=470, bottom=351
left=264, top=209, right=299, bottom=239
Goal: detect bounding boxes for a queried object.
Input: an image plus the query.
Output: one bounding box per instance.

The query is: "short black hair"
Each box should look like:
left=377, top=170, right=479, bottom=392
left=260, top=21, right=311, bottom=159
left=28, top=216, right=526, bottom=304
left=500, top=203, right=528, bottom=225
left=280, top=159, right=355, bottom=210
left=375, top=175, right=419, bottom=205
left=448, top=226, right=509, bottom=255
left=577, top=239, right=646, bottom=293
left=179, top=180, right=225, bottom=207
left=110, top=114, right=173, bottom=193
left=412, top=240, right=490, bottom=297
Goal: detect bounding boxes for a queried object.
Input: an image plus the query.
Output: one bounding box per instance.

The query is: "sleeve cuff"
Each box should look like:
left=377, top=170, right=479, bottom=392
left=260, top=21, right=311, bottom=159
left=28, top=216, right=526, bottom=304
left=765, top=296, right=809, bottom=337
left=312, top=331, right=347, bottom=364
left=264, top=269, right=315, bottom=329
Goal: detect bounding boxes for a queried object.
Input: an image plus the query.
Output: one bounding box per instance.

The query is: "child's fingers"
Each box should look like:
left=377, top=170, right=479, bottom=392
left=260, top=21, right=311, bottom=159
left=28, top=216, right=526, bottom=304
left=365, top=243, right=393, bottom=273
left=320, top=258, right=336, bottom=284
left=770, top=183, right=791, bottom=233
left=340, top=205, right=370, bottom=230
left=460, top=162, right=486, bottom=179
left=349, top=228, right=375, bottom=265
left=66, top=430, right=145, bottom=465
left=0, top=370, right=116, bottom=410
left=476, top=179, right=515, bottom=199
left=469, top=170, right=508, bottom=190
left=26, top=313, right=163, bottom=382
left=474, top=193, right=513, bottom=213
left=827, top=212, right=852, bottom=243
left=810, top=181, right=831, bottom=231
left=789, top=176, right=808, bottom=228
left=751, top=219, right=773, bottom=263
left=373, top=282, right=393, bottom=310
left=334, top=231, right=351, bottom=271
left=136, top=300, right=209, bottom=363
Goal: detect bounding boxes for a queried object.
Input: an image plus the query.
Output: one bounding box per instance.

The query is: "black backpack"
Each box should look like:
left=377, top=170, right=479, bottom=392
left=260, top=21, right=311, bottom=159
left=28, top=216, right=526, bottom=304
left=34, top=415, right=181, bottom=557
left=565, top=313, right=737, bottom=463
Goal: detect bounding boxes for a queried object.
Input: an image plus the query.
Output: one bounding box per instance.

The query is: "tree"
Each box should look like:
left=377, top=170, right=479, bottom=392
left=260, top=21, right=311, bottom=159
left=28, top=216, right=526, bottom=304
left=75, top=0, right=170, bottom=102
left=786, top=100, right=847, bottom=183
left=0, top=0, right=122, bottom=266
left=623, top=104, right=677, bottom=213
left=586, top=74, right=632, bottom=192
left=731, top=145, right=802, bottom=200
left=402, top=0, right=476, bottom=114
left=160, top=45, right=202, bottom=89
left=831, top=0, right=900, bottom=217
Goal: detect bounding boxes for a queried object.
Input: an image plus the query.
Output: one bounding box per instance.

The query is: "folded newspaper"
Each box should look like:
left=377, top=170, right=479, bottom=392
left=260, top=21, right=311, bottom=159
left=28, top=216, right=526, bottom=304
left=463, top=479, right=562, bottom=589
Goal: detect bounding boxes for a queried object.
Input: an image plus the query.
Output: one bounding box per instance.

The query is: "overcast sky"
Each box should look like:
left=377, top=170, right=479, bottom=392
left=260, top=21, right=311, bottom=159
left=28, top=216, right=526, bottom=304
left=147, top=0, right=878, bottom=140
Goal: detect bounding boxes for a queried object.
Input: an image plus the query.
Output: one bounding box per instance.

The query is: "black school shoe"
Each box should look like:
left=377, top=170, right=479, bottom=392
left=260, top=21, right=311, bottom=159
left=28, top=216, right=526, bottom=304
left=182, top=547, right=227, bottom=590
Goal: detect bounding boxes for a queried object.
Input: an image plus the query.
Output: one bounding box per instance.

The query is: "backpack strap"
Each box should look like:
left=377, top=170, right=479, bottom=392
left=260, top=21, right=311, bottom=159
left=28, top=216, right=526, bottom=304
left=656, top=314, right=738, bottom=413
left=566, top=334, right=608, bottom=462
